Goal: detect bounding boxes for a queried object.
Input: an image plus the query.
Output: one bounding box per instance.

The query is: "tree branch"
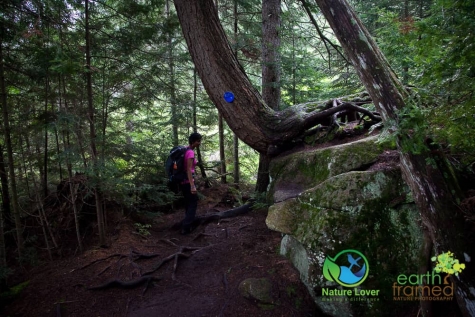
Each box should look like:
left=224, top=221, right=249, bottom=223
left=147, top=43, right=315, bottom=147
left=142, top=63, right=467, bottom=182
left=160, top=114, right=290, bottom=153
left=299, top=0, right=349, bottom=66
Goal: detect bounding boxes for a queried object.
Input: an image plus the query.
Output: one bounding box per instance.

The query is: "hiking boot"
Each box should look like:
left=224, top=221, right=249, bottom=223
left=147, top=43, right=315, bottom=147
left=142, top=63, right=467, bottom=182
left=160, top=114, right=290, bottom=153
left=181, top=223, right=198, bottom=235
left=180, top=227, right=192, bottom=235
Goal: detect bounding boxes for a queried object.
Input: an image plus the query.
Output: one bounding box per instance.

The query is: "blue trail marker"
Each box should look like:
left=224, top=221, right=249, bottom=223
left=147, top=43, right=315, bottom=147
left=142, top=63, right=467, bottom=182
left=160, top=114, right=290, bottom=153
left=223, top=91, right=235, bottom=103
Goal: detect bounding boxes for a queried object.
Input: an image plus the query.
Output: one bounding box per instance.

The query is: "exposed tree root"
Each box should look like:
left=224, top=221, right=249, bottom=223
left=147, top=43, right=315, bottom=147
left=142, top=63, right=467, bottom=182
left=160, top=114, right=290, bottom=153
left=87, top=275, right=160, bottom=290
left=78, top=250, right=161, bottom=271
left=142, top=245, right=206, bottom=276
left=82, top=205, right=233, bottom=293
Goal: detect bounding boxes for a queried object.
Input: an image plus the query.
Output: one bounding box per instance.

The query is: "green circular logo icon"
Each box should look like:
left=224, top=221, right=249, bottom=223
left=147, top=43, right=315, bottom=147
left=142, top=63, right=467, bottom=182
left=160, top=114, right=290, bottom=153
left=323, top=249, right=369, bottom=287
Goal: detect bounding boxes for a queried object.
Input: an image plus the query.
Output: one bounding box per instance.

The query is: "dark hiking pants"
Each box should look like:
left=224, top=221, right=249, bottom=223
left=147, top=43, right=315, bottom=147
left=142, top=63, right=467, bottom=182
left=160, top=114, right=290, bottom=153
left=180, top=183, right=198, bottom=232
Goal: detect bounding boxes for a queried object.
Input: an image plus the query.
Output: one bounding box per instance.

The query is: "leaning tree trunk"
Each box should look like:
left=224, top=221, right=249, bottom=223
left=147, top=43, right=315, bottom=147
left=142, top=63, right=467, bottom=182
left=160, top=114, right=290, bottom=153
left=312, top=0, right=475, bottom=316
left=174, top=0, right=351, bottom=155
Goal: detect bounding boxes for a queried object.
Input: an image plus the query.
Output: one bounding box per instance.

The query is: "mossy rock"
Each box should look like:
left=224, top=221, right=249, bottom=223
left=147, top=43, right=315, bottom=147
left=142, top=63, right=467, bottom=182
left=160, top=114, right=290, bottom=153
left=268, top=136, right=394, bottom=203
left=268, top=169, right=423, bottom=316
left=238, top=277, right=276, bottom=308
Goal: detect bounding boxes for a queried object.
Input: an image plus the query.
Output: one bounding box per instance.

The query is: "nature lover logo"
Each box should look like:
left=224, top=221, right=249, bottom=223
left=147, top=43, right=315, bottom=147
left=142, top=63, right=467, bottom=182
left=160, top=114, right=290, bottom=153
left=321, top=249, right=380, bottom=301
left=323, top=249, right=369, bottom=287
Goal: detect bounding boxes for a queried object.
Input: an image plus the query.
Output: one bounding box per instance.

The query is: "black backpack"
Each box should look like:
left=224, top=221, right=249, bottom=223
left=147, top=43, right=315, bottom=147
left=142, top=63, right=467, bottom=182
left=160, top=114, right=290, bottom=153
left=165, top=146, right=191, bottom=186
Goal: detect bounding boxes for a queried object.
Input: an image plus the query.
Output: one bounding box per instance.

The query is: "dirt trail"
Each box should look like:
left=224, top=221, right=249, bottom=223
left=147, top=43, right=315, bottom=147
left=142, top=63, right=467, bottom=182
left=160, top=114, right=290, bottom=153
left=1, top=186, right=319, bottom=317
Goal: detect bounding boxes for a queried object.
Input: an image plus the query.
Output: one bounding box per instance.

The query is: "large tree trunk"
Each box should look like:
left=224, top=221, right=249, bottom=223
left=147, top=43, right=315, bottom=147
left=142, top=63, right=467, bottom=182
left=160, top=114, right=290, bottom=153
left=256, top=0, right=281, bottom=192
left=175, top=0, right=271, bottom=153
left=218, top=113, right=227, bottom=184
left=261, top=0, right=281, bottom=111
left=311, top=0, right=475, bottom=316
left=174, top=0, right=342, bottom=155
left=232, top=0, right=240, bottom=186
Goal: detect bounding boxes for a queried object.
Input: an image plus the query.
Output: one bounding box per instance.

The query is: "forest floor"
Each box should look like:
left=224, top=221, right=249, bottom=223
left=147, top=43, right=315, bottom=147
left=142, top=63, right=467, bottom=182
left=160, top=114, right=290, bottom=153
left=0, top=184, right=321, bottom=317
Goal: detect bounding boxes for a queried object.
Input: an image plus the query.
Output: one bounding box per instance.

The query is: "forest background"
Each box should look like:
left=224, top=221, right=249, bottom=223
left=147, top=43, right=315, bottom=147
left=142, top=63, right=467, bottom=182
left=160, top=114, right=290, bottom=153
left=0, top=0, right=474, bottom=298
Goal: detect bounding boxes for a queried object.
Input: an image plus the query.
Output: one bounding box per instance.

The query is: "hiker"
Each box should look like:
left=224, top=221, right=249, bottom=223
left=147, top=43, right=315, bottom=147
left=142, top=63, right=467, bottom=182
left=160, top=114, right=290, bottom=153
left=180, top=132, right=202, bottom=234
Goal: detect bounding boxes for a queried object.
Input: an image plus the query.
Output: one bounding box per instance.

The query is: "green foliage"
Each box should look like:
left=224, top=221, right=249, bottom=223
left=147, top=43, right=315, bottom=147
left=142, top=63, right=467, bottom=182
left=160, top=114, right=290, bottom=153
left=406, top=0, right=475, bottom=164
left=374, top=9, right=419, bottom=85
left=367, top=0, right=475, bottom=164
left=415, top=0, right=475, bottom=92
left=280, top=1, right=363, bottom=105
left=431, top=251, right=466, bottom=276
left=375, top=99, right=430, bottom=156
left=0, top=280, right=30, bottom=306
left=395, top=102, right=430, bottom=155
left=134, top=223, right=152, bottom=236
left=228, top=186, right=245, bottom=207
left=250, top=191, right=269, bottom=210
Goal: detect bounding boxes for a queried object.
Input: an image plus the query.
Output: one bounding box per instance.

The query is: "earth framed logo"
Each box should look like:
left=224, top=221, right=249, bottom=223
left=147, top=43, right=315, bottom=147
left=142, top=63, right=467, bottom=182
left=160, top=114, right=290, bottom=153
left=323, top=249, right=369, bottom=287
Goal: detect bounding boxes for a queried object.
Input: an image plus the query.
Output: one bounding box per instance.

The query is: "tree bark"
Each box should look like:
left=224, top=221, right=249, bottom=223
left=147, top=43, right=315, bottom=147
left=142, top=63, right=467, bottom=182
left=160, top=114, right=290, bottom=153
left=218, top=113, right=227, bottom=184
left=261, top=0, right=281, bottom=111
left=256, top=0, right=281, bottom=192
left=255, top=154, right=271, bottom=193
left=232, top=0, right=240, bottom=186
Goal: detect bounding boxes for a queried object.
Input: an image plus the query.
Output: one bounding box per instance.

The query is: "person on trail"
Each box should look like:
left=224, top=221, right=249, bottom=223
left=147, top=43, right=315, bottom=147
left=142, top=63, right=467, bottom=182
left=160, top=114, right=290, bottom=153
left=180, top=132, right=202, bottom=234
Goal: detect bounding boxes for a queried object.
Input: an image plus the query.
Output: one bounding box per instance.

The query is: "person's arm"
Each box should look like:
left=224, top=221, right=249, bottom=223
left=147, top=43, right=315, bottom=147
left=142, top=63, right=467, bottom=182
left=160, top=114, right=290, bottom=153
left=186, top=157, right=196, bottom=194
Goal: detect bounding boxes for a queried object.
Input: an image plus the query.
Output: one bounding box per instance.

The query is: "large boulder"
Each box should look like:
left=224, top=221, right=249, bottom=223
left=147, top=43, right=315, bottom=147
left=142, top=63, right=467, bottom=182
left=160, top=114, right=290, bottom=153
left=269, top=136, right=386, bottom=203
left=266, top=136, right=424, bottom=316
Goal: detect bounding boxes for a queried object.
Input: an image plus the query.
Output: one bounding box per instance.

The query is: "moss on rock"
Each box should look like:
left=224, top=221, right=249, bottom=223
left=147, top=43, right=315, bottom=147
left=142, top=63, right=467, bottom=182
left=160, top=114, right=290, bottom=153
left=266, top=136, right=423, bottom=316
left=269, top=136, right=394, bottom=203
left=238, top=278, right=275, bottom=307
